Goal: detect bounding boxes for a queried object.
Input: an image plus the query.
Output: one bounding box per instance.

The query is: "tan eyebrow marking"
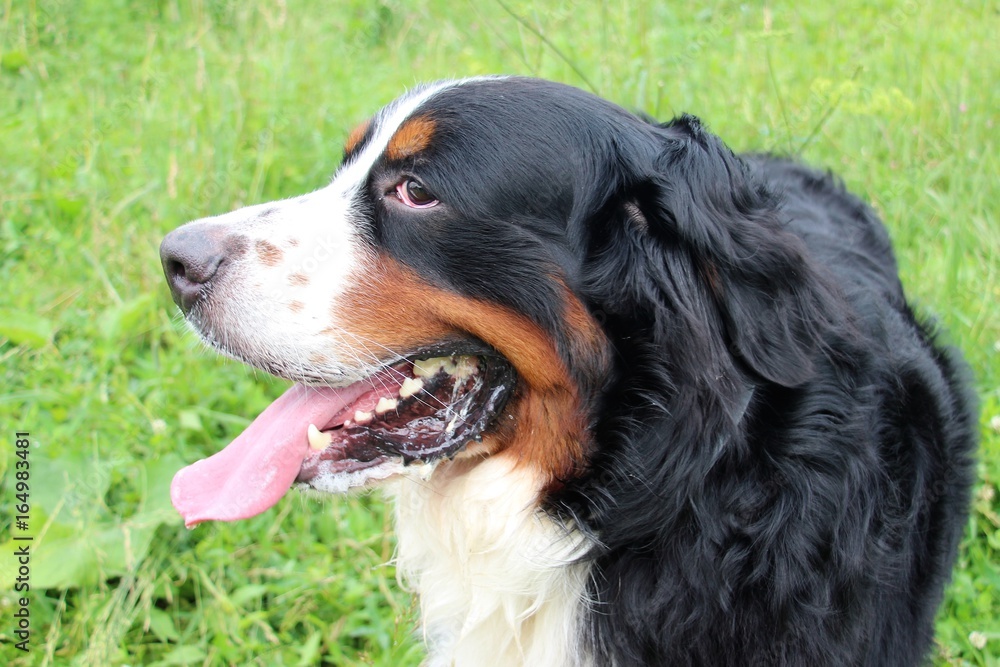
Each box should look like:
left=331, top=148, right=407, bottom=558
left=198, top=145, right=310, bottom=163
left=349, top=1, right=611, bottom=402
left=344, top=119, right=372, bottom=155
left=385, top=115, right=436, bottom=161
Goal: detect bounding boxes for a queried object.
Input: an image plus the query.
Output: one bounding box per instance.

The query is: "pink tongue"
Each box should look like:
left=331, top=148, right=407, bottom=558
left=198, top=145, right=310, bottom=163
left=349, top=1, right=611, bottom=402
left=171, top=383, right=366, bottom=527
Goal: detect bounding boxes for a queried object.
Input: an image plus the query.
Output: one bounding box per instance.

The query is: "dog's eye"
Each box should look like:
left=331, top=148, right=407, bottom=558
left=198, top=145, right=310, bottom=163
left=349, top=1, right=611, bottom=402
left=395, top=178, right=439, bottom=208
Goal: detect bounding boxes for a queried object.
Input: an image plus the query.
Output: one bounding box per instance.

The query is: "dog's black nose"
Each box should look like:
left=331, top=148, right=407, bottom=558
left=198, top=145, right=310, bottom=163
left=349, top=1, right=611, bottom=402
left=160, top=224, right=228, bottom=314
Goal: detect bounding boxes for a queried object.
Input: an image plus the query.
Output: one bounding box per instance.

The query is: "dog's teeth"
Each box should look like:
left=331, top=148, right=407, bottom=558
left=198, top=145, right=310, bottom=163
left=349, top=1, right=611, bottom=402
left=354, top=410, right=373, bottom=424
left=375, top=397, right=398, bottom=414
left=413, top=355, right=479, bottom=380
left=399, top=377, right=424, bottom=398
left=445, top=414, right=459, bottom=433
left=451, top=355, right=478, bottom=380
left=307, top=423, right=332, bottom=451
left=413, top=357, right=447, bottom=378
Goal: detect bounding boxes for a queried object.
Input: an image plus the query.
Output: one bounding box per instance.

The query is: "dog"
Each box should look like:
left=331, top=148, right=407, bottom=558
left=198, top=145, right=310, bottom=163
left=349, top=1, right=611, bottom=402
left=161, top=76, right=977, bottom=666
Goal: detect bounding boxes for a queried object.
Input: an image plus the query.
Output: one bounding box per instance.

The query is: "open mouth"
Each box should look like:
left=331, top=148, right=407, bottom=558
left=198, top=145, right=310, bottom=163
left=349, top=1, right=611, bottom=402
left=170, top=349, right=516, bottom=527
left=297, top=354, right=514, bottom=486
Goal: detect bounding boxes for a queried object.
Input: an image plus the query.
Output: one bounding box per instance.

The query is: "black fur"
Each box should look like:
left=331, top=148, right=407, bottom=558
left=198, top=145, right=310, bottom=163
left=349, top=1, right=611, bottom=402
left=364, top=78, right=977, bottom=665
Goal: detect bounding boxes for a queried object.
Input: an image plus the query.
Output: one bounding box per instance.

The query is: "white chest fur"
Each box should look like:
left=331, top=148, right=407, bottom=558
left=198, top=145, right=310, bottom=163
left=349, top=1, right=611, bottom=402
left=388, top=455, right=593, bottom=667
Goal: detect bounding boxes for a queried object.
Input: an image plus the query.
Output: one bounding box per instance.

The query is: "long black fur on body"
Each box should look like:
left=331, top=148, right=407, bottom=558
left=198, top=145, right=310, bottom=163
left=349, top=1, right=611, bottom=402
left=390, top=79, right=976, bottom=665
left=545, top=107, right=977, bottom=665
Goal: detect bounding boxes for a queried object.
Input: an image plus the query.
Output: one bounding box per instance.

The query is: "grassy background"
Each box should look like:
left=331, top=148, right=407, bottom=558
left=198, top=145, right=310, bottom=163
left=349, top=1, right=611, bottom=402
left=0, top=0, right=997, bottom=664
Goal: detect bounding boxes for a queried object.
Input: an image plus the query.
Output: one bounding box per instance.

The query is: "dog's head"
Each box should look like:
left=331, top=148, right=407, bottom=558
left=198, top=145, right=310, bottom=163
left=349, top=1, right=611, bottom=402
left=162, top=77, right=834, bottom=526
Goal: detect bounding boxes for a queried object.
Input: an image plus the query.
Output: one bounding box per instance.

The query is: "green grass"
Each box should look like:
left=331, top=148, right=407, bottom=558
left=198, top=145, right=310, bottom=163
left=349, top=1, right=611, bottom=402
left=0, top=0, right=997, bottom=664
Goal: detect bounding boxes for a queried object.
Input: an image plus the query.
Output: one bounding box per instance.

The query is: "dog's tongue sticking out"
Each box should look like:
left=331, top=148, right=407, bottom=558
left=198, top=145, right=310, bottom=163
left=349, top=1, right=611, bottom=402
left=170, top=383, right=362, bottom=528
left=171, top=356, right=509, bottom=528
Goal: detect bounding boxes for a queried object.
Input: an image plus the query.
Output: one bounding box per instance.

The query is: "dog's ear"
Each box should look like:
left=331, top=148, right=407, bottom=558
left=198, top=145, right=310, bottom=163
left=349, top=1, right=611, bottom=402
left=597, top=115, right=843, bottom=388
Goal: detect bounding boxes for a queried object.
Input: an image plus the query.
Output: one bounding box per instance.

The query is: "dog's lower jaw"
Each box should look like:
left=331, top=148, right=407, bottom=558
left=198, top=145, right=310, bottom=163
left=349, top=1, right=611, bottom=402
left=388, top=454, right=594, bottom=667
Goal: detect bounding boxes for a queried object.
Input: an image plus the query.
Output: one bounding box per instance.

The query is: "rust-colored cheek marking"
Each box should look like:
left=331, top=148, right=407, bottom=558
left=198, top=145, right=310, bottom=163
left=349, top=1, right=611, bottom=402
left=344, top=119, right=371, bottom=156
left=557, top=277, right=610, bottom=377
left=385, top=115, right=436, bottom=161
left=334, top=256, right=594, bottom=484
left=255, top=240, right=283, bottom=266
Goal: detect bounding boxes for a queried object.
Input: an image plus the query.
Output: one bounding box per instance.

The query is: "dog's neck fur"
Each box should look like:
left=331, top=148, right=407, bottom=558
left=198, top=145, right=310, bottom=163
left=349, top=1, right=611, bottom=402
left=388, top=455, right=592, bottom=667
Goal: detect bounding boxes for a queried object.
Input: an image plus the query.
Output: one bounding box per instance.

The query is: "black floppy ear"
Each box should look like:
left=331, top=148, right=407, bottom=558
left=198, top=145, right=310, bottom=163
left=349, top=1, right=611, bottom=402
left=627, top=115, right=843, bottom=387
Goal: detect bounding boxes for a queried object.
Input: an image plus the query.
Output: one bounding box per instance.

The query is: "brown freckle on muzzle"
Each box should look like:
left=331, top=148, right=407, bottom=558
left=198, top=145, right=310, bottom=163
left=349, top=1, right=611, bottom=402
left=289, top=300, right=304, bottom=313
left=289, top=272, right=310, bottom=286
left=386, top=116, right=436, bottom=161
left=230, top=235, right=250, bottom=256
left=255, top=240, right=283, bottom=266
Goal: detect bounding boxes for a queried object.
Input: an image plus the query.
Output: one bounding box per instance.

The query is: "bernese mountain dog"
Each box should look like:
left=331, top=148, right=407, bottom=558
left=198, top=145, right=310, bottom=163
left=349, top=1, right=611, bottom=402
left=161, top=76, right=977, bottom=666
